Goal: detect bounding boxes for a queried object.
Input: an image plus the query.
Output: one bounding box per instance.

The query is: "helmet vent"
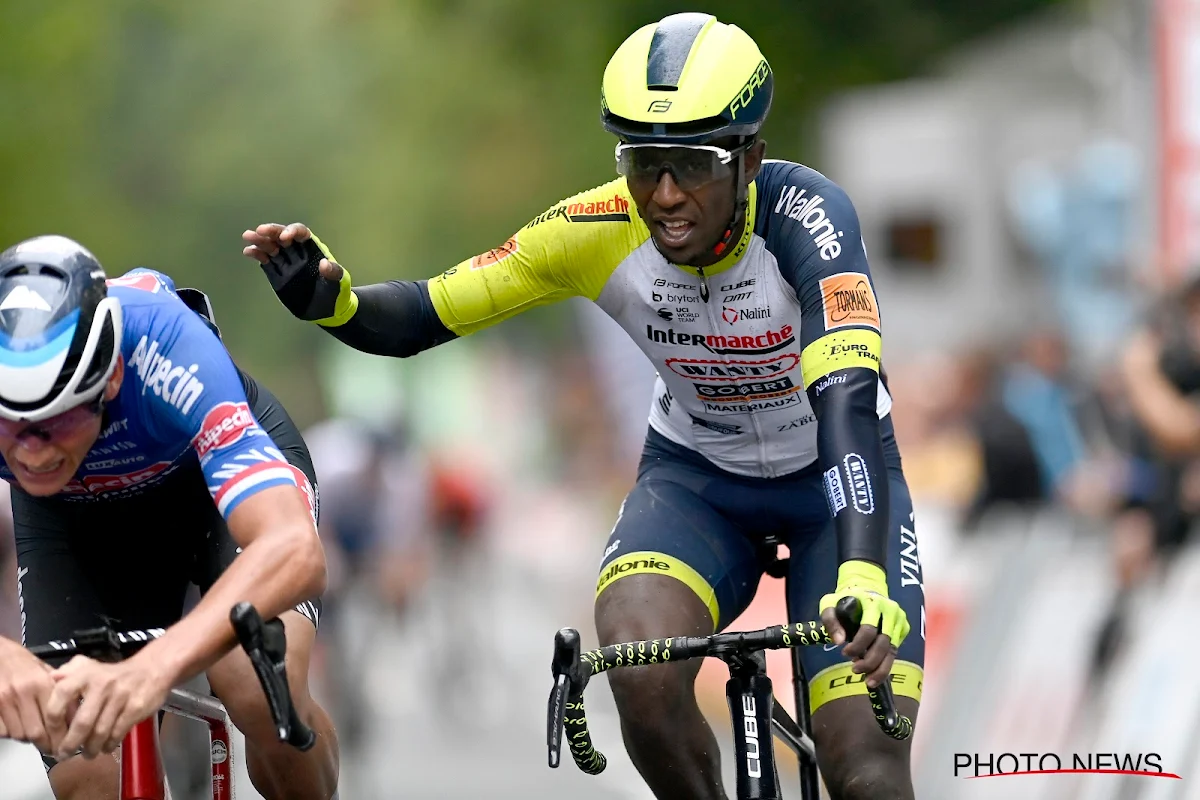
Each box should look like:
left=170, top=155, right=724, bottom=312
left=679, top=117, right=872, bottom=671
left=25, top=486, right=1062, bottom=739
left=646, top=13, right=709, bottom=90
left=77, top=313, right=116, bottom=394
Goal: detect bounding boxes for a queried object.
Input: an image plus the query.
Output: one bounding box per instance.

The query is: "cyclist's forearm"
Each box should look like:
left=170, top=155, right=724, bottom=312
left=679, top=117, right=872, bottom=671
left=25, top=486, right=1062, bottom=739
left=132, top=496, right=325, bottom=685
left=809, top=369, right=889, bottom=567
left=323, top=279, right=457, bottom=357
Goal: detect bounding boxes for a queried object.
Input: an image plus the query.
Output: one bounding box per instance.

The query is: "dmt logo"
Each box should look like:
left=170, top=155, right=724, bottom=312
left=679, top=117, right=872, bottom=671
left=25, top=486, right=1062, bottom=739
left=191, top=401, right=259, bottom=461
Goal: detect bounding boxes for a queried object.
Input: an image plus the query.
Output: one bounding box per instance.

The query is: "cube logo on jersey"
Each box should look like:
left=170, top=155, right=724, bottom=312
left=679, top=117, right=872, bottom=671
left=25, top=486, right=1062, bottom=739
left=106, top=272, right=162, bottom=293
left=191, top=401, right=261, bottom=461
left=127, top=335, right=205, bottom=415
left=819, top=272, right=880, bottom=331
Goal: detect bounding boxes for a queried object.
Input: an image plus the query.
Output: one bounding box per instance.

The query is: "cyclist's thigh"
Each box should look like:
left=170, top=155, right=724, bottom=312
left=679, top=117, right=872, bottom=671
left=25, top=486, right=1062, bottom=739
left=595, top=469, right=762, bottom=640
left=788, top=468, right=926, bottom=716
left=12, top=490, right=193, bottom=650
left=206, top=608, right=317, bottom=743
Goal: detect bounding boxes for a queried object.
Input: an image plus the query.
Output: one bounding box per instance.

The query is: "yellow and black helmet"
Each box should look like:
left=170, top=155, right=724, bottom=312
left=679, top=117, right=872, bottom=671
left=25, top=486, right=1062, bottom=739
left=601, top=13, right=772, bottom=144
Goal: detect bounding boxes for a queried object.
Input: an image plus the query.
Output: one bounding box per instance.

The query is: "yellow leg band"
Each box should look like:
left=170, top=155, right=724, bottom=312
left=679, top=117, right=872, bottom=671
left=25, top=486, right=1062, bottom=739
left=807, top=659, right=923, bottom=714
left=595, top=551, right=720, bottom=632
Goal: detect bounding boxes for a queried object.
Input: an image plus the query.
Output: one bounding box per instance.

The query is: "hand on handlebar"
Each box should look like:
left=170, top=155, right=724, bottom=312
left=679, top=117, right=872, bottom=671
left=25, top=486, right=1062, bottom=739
left=819, top=560, right=910, bottom=689
left=0, top=638, right=59, bottom=754
left=45, top=653, right=172, bottom=760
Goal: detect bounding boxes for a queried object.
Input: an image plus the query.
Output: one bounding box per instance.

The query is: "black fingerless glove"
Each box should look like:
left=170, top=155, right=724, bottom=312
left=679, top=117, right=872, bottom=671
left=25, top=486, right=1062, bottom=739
left=259, top=233, right=357, bottom=325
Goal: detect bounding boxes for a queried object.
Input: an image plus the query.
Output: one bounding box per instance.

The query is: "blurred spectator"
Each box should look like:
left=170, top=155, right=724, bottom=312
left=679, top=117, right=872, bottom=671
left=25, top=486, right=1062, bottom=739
left=303, top=416, right=436, bottom=746
left=961, top=347, right=1046, bottom=523
left=1090, top=277, right=1200, bottom=678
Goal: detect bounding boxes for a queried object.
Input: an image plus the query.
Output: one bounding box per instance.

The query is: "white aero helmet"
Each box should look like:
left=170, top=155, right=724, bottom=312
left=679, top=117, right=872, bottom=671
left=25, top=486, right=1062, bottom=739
left=0, top=235, right=122, bottom=422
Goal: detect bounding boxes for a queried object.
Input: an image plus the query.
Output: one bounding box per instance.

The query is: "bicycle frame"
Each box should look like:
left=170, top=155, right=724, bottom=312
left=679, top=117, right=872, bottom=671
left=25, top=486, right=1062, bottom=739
left=120, top=688, right=233, bottom=800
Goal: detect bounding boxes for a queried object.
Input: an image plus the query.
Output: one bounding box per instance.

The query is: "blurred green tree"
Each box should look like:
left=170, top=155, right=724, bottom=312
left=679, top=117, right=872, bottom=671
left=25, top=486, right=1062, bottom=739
left=0, top=0, right=1071, bottom=425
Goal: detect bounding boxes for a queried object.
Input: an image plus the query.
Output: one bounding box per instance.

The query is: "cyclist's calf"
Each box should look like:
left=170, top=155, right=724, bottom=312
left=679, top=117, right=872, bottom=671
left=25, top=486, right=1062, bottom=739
left=207, top=610, right=339, bottom=800
left=595, top=573, right=726, bottom=800
left=812, top=694, right=918, bottom=800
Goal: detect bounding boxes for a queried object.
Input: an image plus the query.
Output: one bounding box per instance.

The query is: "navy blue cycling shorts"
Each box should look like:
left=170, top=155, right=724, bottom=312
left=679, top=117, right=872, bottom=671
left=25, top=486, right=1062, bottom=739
left=596, top=418, right=924, bottom=714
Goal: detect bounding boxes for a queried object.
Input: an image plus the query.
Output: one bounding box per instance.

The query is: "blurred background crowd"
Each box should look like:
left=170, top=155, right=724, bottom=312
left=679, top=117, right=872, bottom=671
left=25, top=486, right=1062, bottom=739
left=4, top=0, right=1200, bottom=797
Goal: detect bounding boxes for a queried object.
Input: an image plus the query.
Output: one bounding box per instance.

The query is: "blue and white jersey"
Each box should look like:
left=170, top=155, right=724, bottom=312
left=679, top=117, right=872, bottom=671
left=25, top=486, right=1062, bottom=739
left=0, top=268, right=317, bottom=520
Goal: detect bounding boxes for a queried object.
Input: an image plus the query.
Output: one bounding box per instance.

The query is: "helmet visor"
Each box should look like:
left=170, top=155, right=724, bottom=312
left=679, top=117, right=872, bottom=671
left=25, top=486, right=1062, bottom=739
left=615, top=143, right=745, bottom=193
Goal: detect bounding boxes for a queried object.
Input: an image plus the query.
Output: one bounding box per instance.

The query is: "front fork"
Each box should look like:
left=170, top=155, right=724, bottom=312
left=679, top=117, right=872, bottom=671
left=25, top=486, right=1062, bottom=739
left=725, top=652, right=780, bottom=800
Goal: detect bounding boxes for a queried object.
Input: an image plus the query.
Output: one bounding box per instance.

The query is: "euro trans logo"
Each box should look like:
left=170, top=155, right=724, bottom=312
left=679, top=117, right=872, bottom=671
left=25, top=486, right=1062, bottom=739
left=128, top=336, right=204, bottom=415
left=525, top=193, right=631, bottom=227
left=775, top=186, right=845, bottom=261
left=191, top=401, right=259, bottom=461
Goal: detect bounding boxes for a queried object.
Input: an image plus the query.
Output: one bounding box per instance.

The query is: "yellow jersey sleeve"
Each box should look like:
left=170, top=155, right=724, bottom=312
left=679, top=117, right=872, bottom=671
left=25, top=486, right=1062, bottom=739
left=427, top=179, right=647, bottom=337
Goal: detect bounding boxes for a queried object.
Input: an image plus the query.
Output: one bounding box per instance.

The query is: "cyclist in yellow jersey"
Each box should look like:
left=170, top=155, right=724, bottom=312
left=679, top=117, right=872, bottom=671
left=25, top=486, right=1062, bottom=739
left=243, top=13, right=922, bottom=800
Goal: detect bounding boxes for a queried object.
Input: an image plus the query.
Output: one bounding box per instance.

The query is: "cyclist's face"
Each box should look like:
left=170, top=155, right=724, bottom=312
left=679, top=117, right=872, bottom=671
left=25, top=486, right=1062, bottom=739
left=0, top=358, right=124, bottom=496
left=628, top=138, right=765, bottom=267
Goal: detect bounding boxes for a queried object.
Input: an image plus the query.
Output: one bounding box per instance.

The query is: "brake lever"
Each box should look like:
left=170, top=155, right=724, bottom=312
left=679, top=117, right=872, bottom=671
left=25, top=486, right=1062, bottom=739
left=548, top=628, right=587, bottom=768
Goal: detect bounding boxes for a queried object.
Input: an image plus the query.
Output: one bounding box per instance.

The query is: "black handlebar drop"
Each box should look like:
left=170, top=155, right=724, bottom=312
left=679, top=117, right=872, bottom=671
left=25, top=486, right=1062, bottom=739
left=229, top=602, right=316, bottom=751
left=546, top=597, right=913, bottom=777
left=832, top=596, right=913, bottom=742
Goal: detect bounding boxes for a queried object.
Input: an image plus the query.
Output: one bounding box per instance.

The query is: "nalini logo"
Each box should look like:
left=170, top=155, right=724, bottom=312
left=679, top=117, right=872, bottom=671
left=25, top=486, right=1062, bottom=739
left=128, top=336, right=204, bottom=415
left=723, top=306, right=739, bottom=324
left=843, top=453, right=874, bottom=514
